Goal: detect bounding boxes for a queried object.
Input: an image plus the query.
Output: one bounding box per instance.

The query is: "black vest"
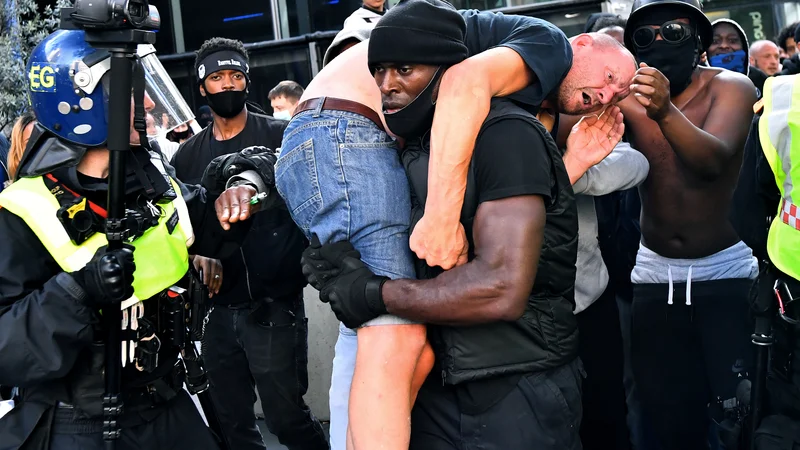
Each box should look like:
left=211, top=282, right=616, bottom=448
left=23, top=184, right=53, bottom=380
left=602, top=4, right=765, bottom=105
left=401, top=98, right=579, bottom=384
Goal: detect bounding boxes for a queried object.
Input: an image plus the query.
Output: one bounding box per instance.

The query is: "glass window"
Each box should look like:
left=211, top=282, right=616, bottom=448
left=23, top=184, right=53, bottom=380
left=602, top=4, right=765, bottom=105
left=149, top=0, right=175, bottom=55
left=179, top=0, right=275, bottom=52
left=282, top=0, right=366, bottom=36
left=705, top=1, right=777, bottom=45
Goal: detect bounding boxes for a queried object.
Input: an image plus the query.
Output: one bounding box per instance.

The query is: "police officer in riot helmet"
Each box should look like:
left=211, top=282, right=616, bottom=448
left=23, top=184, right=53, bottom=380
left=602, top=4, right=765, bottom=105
left=0, top=25, right=279, bottom=449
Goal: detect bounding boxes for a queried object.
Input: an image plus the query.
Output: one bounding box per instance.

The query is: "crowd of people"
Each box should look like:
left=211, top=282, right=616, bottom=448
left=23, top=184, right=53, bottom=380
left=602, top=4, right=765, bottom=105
left=1, top=0, right=800, bottom=449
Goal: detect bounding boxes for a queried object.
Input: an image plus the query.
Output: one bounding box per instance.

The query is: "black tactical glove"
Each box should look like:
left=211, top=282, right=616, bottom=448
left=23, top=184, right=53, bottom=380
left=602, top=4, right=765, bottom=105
left=71, top=245, right=136, bottom=307
left=201, top=146, right=277, bottom=196
left=301, top=235, right=389, bottom=329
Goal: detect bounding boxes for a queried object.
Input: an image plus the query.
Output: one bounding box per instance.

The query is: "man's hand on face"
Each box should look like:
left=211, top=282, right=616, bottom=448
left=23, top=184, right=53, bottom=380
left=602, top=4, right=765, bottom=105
left=565, top=105, right=625, bottom=170
left=409, top=217, right=468, bottom=271
left=301, top=235, right=389, bottom=329
left=631, top=62, right=672, bottom=121
left=216, top=185, right=261, bottom=231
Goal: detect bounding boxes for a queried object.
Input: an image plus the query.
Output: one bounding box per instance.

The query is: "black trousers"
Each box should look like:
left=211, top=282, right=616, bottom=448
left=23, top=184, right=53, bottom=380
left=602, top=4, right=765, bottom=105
left=49, top=389, right=218, bottom=449
left=577, top=286, right=631, bottom=450
left=631, top=279, right=755, bottom=450
left=409, top=359, right=584, bottom=450
left=202, top=296, right=328, bottom=450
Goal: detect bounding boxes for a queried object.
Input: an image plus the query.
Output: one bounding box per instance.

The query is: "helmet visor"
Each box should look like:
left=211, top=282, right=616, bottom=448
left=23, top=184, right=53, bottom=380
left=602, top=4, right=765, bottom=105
left=140, top=52, right=194, bottom=137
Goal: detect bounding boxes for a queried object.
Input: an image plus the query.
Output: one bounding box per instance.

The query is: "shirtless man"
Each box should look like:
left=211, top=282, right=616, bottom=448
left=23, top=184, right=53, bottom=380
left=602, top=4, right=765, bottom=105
left=617, top=0, right=758, bottom=447
left=274, top=1, right=635, bottom=449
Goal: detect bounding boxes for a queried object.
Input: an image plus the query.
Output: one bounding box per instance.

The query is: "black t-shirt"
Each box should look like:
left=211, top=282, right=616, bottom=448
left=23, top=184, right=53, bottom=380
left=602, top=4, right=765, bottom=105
left=453, top=117, right=555, bottom=414
left=472, top=118, right=552, bottom=205
left=171, top=112, right=308, bottom=304
left=460, top=10, right=573, bottom=109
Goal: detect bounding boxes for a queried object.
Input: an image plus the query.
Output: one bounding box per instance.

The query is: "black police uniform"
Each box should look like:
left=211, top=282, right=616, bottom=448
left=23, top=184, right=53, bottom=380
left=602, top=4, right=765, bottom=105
left=0, top=143, right=255, bottom=450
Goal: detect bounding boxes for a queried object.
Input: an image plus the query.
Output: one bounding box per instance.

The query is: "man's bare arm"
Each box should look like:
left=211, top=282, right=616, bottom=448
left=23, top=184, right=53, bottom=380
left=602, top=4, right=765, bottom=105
left=660, top=77, right=755, bottom=179
left=412, top=47, right=534, bottom=269
left=383, top=194, right=544, bottom=326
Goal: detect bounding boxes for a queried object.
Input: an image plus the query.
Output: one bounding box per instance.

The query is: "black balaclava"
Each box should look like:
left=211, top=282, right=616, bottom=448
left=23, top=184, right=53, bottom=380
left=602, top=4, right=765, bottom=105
left=196, top=50, right=250, bottom=118
left=367, top=0, right=468, bottom=139
left=631, top=6, right=701, bottom=97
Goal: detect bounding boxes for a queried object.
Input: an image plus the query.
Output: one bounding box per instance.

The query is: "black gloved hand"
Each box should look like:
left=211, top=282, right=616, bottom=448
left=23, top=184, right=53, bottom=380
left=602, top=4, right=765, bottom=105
left=201, top=146, right=277, bottom=196
left=72, top=245, right=136, bottom=307
left=301, top=235, right=389, bottom=329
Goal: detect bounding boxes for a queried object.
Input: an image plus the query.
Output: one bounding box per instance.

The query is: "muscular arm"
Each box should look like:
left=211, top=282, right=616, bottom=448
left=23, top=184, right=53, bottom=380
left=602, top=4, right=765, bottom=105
left=424, top=47, right=534, bottom=242
left=657, top=74, right=756, bottom=179
left=418, top=13, right=572, bottom=268
left=382, top=195, right=545, bottom=325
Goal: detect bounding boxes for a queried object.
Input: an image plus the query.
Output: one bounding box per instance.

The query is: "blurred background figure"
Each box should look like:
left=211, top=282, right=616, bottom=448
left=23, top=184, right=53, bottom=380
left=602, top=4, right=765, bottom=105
left=342, top=0, right=386, bottom=29
left=322, top=26, right=372, bottom=67
left=779, top=25, right=800, bottom=75
left=590, top=14, right=626, bottom=43
left=707, top=19, right=768, bottom=94
left=158, top=122, right=196, bottom=161
left=268, top=81, right=304, bottom=120
left=750, top=40, right=782, bottom=76
left=776, top=22, right=799, bottom=61
left=167, top=122, right=194, bottom=145
left=196, top=105, right=214, bottom=129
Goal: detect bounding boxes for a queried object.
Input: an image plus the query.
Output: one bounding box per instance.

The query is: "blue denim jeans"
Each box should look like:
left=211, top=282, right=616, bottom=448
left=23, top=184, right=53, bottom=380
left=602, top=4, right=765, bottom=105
left=275, top=100, right=417, bottom=450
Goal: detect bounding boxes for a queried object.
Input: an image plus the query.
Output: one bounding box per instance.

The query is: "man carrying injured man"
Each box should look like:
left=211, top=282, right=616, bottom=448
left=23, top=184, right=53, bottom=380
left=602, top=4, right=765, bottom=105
left=276, top=0, right=636, bottom=448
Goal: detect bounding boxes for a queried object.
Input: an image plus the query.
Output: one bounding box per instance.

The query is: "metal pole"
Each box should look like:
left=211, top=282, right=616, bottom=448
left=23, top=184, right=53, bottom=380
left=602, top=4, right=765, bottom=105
left=102, top=48, right=135, bottom=449
left=270, top=0, right=283, bottom=41
left=170, top=0, right=186, bottom=54
left=309, top=41, right=320, bottom=78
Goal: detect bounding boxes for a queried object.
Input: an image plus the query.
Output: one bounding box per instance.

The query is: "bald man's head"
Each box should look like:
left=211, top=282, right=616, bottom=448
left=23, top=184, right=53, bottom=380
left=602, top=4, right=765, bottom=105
left=750, top=40, right=781, bottom=75
left=557, top=33, right=637, bottom=114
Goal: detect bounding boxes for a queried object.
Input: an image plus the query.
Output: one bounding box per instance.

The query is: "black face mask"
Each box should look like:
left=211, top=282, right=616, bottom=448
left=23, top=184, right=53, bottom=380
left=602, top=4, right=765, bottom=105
left=170, top=130, right=190, bottom=141
left=384, top=67, right=444, bottom=139
left=636, top=39, right=698, bottom=97
left=206, top=90, right=248, bottom=119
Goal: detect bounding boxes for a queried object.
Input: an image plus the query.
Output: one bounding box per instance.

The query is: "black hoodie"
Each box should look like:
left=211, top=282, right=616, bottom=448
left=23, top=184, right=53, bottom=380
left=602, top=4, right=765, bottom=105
left=710, top=19, right=768, bottom=94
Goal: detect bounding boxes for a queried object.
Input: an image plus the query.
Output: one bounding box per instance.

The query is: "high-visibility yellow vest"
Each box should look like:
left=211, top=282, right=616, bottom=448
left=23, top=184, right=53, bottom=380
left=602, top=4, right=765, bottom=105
left=0, top=161, right=194, bottom=305
left=759, top=75, right=800, bottom=281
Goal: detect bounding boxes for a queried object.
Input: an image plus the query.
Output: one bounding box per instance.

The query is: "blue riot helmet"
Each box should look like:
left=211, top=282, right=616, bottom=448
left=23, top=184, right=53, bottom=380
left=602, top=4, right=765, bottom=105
left=27, top=29, right=195, bottom=148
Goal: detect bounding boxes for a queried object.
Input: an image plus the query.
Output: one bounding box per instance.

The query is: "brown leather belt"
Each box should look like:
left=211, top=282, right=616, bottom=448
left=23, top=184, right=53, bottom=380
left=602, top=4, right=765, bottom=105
left=293, top=97, right=384, bottom=132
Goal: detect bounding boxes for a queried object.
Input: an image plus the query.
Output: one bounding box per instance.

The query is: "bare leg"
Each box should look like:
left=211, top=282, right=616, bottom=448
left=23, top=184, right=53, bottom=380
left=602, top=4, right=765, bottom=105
left=347, top=324, right=434, bottom=450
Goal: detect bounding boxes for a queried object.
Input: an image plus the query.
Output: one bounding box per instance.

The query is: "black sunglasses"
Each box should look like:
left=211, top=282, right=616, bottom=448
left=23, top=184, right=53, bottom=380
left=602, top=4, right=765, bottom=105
left=632, top=21, right=693, bottom=48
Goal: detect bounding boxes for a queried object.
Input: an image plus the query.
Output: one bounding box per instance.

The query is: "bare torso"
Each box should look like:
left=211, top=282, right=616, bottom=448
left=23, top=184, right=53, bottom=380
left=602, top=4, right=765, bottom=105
left=299, top=42, right=390, bottom=131
left=620, top=67, right=744, bottom=259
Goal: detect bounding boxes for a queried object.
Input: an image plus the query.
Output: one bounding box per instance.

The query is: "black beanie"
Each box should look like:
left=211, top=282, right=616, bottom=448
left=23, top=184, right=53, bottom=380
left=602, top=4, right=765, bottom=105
left=368, top=0, right=469, bottom=70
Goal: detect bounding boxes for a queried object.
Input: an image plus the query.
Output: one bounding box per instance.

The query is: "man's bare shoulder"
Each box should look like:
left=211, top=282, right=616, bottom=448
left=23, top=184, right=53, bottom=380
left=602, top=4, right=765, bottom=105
left=703, top=66, right=756, bottom=96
